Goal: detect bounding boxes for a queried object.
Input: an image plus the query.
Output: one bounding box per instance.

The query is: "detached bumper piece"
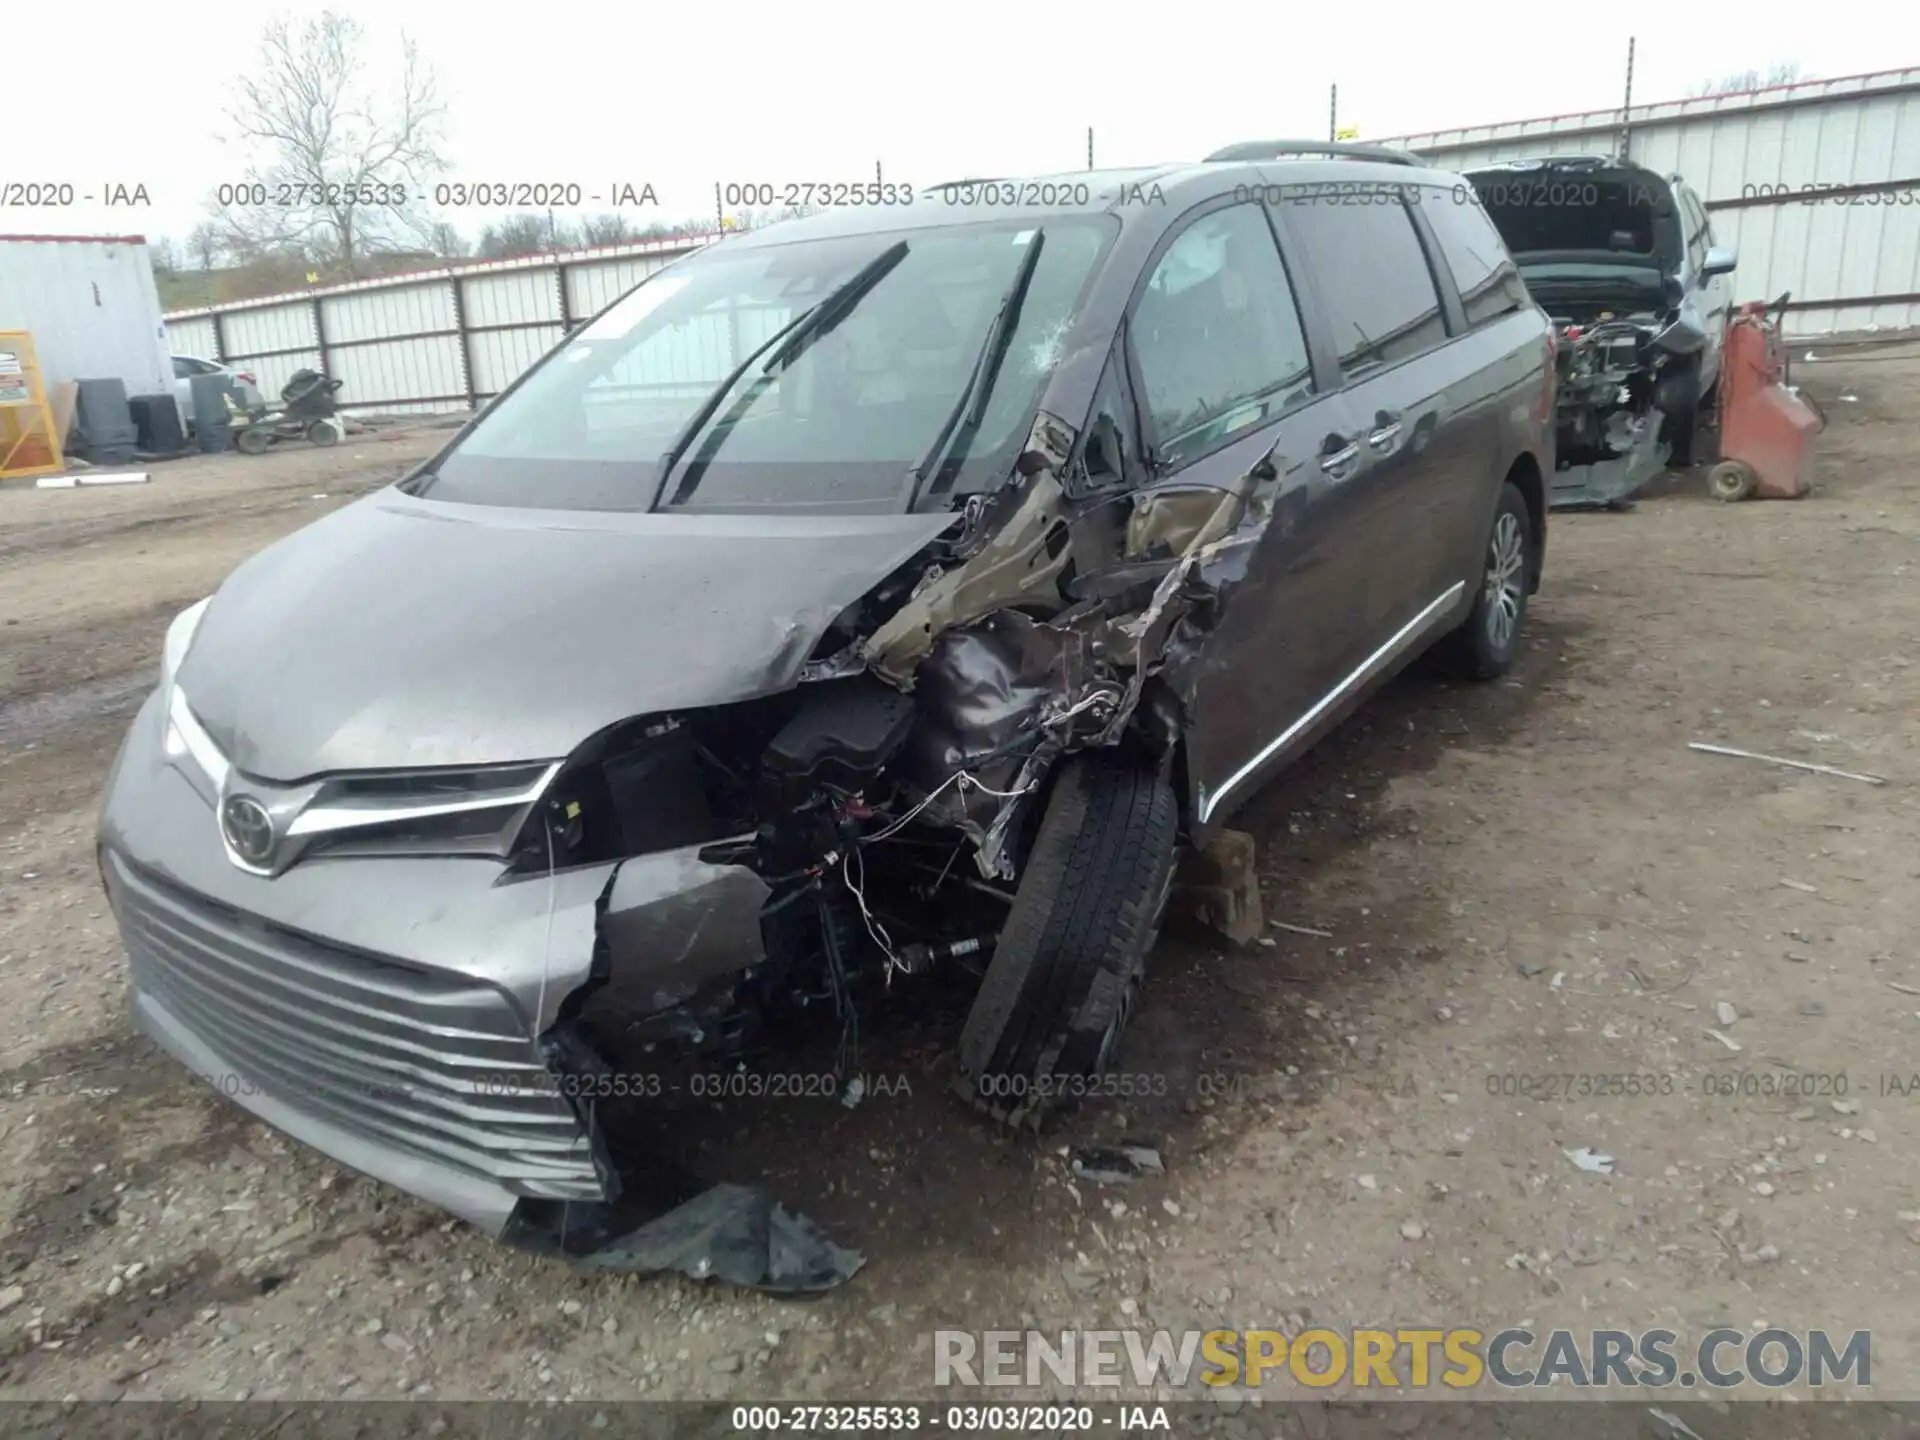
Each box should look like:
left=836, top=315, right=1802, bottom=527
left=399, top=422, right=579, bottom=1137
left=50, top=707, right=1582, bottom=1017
left=1550, top=410, right=1669, bottom=510
left=505, top=1184, right=864, bottom=1292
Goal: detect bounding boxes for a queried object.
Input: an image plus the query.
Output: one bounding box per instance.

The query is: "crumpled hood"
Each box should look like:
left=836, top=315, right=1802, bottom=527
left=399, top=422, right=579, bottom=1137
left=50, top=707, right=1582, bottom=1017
left=179, top=489, right=955, bottom=781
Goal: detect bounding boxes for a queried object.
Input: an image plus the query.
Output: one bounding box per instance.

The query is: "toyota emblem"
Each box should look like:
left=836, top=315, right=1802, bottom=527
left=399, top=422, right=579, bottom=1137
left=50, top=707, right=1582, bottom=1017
left=220, top=794, right=276, bottom=867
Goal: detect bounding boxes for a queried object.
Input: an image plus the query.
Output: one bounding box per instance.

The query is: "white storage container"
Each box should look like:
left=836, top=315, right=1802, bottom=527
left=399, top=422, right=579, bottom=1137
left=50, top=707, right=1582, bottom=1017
left=0, top=234, right=173, bottom=404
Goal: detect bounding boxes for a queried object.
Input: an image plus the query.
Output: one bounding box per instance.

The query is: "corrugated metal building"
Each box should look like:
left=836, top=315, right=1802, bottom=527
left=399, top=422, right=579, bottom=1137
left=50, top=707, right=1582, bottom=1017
left=163, top=235, right=716, bottom=418
left=1382, top=66, right=1920, bottom=336
left=163, top=68, right=1920, bottom=413
left=0, top=234, right=174, bottom=398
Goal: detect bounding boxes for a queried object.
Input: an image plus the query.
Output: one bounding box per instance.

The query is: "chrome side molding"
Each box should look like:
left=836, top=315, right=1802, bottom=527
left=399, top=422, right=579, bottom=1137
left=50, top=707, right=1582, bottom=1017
left=1197, top=582, right=1467, bottom=825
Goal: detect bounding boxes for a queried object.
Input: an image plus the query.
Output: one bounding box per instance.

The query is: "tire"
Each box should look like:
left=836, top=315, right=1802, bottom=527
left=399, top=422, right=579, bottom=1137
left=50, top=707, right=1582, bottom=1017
left=1659, top=361, right=1704, bottom=468
left=234, top=425, right=274, bottom=456
left=953, top=754, right=1178, bottom=1128
left=1708, top=459, right=1757, bottom=502
left=306, top=418, right=342, bottom=447
left=1438, top=482, right=1533, bottom=681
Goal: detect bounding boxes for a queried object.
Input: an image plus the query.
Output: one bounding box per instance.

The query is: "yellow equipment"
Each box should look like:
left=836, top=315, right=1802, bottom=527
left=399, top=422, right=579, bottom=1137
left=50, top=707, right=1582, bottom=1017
left=0, top=331, right=65, bottom=479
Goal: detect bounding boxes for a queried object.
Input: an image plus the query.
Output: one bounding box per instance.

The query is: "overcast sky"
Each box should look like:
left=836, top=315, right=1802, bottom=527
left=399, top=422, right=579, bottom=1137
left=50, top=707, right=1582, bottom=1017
left=16, top=1, right=1920, bottom=249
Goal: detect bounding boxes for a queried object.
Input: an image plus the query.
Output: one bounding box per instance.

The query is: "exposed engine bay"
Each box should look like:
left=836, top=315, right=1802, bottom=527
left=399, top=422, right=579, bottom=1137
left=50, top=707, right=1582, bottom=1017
left=1550, top=313, right=1673, bottom=503
left=1467, top=157, right=1719, bottom=508
left=504, top=417, right=1255, bottom=1288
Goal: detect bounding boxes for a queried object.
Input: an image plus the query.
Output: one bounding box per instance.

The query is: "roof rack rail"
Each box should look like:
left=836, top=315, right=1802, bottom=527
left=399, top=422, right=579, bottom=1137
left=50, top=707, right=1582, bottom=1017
left=1203, top=139, right=1421, bottom=167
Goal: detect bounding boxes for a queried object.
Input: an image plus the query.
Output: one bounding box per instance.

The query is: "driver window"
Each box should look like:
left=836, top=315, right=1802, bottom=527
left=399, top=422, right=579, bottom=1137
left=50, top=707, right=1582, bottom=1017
left=1130, top=203, right=1314, bottom=473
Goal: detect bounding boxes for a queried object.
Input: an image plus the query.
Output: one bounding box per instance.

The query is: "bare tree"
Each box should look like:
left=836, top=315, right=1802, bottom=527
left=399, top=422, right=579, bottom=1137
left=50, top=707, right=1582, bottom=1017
left=186, top=222, right=225, bottom=272
left=149, top=237, right=181, bottom=274
left=475, top=214, right=556, bottom=260
left=578, top=212, right=639, bottom=246
left=1689, top=61, right=1802, bottom=97
left=425, top=221, right=468, bottom=259
left=216, top=12, right=448, bottom=278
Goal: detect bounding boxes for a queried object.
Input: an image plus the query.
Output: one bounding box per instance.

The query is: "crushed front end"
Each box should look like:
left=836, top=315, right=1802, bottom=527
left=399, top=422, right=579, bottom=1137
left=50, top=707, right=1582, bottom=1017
left=96, top=420, right=1259, bottom=1290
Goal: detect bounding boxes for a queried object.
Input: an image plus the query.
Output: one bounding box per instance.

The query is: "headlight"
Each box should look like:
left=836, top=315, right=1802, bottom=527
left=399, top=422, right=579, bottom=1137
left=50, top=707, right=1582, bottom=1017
left=157, top=598, right=225, bottom=798
left=162, top=597, right=210, bottom=693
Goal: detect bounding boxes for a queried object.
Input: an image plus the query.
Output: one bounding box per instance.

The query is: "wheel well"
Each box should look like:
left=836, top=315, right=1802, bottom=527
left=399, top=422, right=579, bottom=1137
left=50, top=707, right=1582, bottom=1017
left=1505, top=453, right=1546, bottom=589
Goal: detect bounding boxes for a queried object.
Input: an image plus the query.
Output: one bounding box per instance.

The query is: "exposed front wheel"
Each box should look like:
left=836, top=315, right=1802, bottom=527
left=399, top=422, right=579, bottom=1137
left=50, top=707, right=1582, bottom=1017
left=1438, top=482, right=1533, bottom=681
left=953, top=754, right=1178, bottom=1129
left=234, top=426, right=274, bottom=456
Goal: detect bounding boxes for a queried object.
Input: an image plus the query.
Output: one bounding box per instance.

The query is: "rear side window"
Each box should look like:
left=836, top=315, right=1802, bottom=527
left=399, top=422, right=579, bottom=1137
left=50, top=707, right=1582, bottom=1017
left=1280, top=195, right=1447, bottom=379
left=1420, top=192, right=1531, bottom=327
left=1130, top=203, right=1314, bottom=472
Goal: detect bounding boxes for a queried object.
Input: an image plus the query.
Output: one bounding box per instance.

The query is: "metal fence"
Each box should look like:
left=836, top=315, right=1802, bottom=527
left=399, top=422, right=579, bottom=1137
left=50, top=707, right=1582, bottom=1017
left=169, top=67, right=1920, bottom=408
left=162, top=235, right=719, bottom=418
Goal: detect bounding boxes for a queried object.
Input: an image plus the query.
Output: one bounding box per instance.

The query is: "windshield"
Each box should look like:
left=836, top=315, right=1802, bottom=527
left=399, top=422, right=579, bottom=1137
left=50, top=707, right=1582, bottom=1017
left=418, top=216, right=1116, bottom=514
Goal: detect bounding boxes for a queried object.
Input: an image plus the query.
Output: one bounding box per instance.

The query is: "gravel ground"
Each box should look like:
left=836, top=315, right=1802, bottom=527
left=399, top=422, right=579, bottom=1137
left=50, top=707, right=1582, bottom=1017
left=1, top=365, right=1916, bottom=1406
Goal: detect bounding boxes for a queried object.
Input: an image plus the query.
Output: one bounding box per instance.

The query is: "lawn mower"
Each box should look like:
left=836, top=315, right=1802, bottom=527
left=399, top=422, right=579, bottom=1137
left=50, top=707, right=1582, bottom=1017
left=233, top=369, right=346, bottom=455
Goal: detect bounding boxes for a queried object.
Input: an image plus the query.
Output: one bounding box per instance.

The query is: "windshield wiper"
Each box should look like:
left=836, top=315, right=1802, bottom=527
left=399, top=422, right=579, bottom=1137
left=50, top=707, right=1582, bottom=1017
left=909, top=230, right=1047, bottom=503
left=651, top=239, right=910, bottom=509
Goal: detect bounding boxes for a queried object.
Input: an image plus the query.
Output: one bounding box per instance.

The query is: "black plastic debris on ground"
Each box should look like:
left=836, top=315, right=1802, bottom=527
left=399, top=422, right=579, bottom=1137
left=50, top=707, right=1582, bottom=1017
left=508, top=1183, right=864, bottom=1294
left=1070, top=1141, right=1166, bottom=1184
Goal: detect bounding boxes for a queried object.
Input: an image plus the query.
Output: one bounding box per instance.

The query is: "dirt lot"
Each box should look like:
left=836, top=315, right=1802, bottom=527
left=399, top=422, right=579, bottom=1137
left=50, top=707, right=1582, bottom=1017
left=1, top=363, right=1917, bottom=1408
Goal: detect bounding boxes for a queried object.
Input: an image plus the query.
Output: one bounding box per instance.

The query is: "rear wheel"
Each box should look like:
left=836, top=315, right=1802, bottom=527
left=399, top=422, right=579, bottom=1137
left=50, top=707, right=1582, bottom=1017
left=234, top=425, right=273, bottom=456
left=1437, top=482, right=1532, bottom=681
left=306, top=417, right=343, bottom=447
left=954, top=754, right=1178, bottom=1129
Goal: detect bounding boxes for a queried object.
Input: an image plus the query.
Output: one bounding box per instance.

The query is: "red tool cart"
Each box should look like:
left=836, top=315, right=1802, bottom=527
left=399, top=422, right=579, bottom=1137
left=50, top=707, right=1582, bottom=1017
left=1707, top=293, right=1826, bottom=502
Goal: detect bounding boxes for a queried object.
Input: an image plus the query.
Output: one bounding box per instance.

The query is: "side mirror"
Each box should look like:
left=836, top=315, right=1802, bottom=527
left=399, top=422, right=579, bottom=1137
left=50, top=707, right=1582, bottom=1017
left=1702, top=245, right=1738, bottom=278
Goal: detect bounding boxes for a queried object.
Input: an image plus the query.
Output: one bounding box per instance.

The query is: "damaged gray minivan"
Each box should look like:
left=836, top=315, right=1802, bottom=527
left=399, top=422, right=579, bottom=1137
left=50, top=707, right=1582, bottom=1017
left=100, top=143, right=1553, bottom=1287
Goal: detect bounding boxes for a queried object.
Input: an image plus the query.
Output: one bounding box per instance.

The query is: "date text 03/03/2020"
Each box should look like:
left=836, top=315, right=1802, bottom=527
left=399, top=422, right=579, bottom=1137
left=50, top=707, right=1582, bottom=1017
left=729, top=1405, right=1173, bottom=1433
left=431, top=182, right=658, bottom=208
left=466, top=1069, right=914, bottom=1101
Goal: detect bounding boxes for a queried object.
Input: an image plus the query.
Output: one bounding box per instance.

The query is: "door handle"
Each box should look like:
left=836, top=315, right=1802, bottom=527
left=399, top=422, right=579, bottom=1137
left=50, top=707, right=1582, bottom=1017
left=1320, top=439, right=1361, bottom=481
left=1367, top=409, right=1404, bottom=450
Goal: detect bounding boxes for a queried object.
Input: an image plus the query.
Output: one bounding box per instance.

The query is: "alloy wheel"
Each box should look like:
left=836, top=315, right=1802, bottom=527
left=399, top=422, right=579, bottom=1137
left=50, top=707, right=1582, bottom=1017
left=1483, top=511, right=1526, bottom=652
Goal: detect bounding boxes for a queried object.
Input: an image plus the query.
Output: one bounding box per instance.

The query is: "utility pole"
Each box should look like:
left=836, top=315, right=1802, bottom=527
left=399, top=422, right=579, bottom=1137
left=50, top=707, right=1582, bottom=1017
left=1329, top=84, right=1338, bottom=143
left=1087, top=126, right=1094, bottom=170
left=1620, top=37, right=1636, bottom=160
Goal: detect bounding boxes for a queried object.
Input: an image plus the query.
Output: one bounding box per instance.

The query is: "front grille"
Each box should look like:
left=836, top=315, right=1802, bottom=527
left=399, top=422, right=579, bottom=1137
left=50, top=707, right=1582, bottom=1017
left=105, top=851, right=601, bottom=1201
